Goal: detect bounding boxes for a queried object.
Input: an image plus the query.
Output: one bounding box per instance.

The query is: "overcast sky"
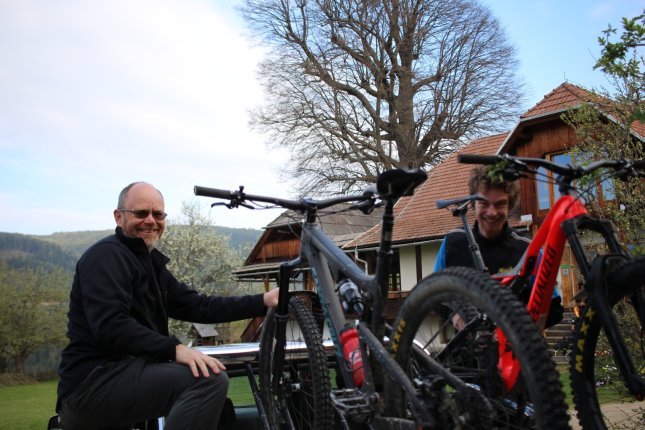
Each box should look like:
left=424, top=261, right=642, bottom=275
left=0, top=0, right=640, bottom=235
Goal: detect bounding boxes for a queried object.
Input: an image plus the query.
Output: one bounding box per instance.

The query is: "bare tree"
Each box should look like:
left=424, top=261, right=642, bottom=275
left=242, top=0, right=525, bottom=194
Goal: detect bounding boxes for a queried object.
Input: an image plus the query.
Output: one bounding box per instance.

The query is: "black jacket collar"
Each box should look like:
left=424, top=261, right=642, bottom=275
left=473, top=221, right=511, bottom=245
left=114, top=227, right=169, bottom=266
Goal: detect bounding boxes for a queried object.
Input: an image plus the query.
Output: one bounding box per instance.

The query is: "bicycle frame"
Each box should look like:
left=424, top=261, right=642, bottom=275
left=194, top=168, right=435, bottom=426
left=273, top=197, right=436, bottom=424
left=444, top=158, right=642, bottom=396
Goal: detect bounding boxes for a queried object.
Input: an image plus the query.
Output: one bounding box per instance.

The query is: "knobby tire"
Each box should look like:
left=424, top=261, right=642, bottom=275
left=385, top=267, right=571, bottom=429
left=258, top=295, right=335, bottom=430
left=570, top=256, right=645, bottom=430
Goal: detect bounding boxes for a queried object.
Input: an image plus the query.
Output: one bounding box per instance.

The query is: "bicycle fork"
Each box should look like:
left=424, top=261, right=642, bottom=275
left=581, top=255, right=644, bottom=399
left=268, top=258, right=303, bottom=429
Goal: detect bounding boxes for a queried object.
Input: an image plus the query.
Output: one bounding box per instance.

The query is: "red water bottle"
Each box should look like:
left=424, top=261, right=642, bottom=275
left=339, top=326, right=365, bottom=387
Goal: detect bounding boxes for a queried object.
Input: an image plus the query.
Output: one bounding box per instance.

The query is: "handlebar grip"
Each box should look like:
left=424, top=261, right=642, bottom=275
left=458, top=154, right=501, bottom=165
left=194, top=185, right=235, bottom=199
left=633, top=159, right=645, bottom=170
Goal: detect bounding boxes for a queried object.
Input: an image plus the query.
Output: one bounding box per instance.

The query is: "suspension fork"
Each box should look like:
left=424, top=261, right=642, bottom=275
left=271, top=258, right=303, bottom=394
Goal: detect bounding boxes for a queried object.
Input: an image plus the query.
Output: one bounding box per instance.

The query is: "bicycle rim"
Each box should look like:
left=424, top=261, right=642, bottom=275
left=385, top=267, right=571, bottom=429
left=570, top=257, right=645, bottom=430
left=258, top=295, right=335, bottom=430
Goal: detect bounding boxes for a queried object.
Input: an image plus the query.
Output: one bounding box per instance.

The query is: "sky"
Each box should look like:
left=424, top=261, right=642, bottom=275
left=0, top=0, right=641, bottom=236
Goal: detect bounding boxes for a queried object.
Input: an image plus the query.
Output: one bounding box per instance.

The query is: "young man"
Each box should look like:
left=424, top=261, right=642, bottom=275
left=435, top=165, right=563, bottom=328
left=57, top=182, right=279, bottom=430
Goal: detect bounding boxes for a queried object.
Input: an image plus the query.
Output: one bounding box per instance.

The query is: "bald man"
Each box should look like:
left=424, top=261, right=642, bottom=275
left=57, top=182, right=278, bottom=430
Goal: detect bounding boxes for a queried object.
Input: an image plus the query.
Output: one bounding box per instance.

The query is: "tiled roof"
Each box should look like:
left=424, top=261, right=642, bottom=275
left=345, top=133, right=508, bottom=248
left=520, top=82, right=644, bottom=138
left=521, top=82, right=592, bottom=119
left=192, top=323, right=219, bottom=338
left=264, top=203, right=383, bottom=243
left=243, top=202, right=383, bottom=268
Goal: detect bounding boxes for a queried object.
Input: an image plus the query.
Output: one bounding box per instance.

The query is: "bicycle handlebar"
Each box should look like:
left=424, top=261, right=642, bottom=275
left=193, top=186, right=237, bottom=200
left=194, top=185, right=376, bottom=213
left=457, top=154, right=500, bottom=165
left=458, top=153, right=645, bottom=180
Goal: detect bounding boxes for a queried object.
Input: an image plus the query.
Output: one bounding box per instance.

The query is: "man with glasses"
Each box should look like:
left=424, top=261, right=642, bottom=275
left=56, top=182, right=279, bottom=430
left=434, top=165, right=563, bottom=328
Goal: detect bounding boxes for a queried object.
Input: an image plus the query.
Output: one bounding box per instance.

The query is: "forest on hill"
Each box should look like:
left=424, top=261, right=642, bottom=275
left=1, top=225, right=262, bottom=272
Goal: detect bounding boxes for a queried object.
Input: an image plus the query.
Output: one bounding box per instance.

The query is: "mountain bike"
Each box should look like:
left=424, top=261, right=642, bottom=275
left=436, top=153, right=645, bottom=430
left=195, top=167, right=569, bottom=429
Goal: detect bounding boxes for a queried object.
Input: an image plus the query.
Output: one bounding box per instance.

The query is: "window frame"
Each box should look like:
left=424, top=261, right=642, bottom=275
left=536, top=151, right=615, bottom=215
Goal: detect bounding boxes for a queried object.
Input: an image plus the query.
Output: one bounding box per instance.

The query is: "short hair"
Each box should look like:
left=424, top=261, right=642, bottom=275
left=468, top=165, right=520, bottom=209
left=117, top=182, right=163, bottom=209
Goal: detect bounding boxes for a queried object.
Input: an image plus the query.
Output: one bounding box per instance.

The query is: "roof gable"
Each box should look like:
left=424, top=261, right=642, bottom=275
left=521, top=82, right=592, bottom=119
left=501, top=81, right=644, bottom=153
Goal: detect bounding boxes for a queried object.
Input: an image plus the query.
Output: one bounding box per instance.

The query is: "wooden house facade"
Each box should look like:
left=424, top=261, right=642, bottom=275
left=235, top=204, right=384, bottom=341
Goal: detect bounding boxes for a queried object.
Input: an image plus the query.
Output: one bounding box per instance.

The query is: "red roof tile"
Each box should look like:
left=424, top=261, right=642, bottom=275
left=521, top=82, right=592, bottom=119
left=346, top=133, right=508, bottom=248
left=521, top=82, right=644, bottom=138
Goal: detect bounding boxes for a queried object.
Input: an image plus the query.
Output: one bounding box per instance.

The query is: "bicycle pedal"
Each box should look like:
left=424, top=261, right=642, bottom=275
left=331, top=388, right=377, bottom=423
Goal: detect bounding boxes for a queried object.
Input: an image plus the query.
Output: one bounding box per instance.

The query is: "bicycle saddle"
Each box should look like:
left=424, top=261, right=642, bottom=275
left=377, top=168, right=427, bottom=199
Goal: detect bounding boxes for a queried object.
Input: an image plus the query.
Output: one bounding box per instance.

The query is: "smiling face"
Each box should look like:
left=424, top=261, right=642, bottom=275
left=474, top=186, right=509, bottom=239
left=114, top=183, right=165, bottom=251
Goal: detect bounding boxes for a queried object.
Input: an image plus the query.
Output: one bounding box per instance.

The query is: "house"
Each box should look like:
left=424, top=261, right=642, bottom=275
left=234, top=203, right=384, bottom=341
left=348, top=82, right=644, bottom=309
left=190, top=323, right=227, bottom=346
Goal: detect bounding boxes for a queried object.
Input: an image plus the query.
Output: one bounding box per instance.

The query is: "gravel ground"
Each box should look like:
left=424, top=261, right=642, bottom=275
left=568, top=402, right=644, bottom=429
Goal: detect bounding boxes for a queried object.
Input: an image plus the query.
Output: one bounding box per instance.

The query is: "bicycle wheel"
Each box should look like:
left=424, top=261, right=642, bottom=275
left=258, top=295, right=335, bottom=430
left=385, top=266, right=570, bottom=429
left=570, top=256, right=645, bottom=430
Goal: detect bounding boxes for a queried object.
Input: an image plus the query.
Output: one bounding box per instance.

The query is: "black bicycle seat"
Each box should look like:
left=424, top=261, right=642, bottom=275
left=377, top=168, right=427, bottom=199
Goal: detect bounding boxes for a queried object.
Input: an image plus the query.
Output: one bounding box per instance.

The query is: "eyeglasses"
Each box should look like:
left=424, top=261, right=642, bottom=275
left=118, top=209, right=167, bottom=220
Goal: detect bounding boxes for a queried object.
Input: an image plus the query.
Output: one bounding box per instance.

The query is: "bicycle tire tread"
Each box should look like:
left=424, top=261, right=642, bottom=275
left=570, top=256, right=645, bottom=430
left=258, top=295, right=335, bottom=430
left=386, top=266, right=571, bottom=429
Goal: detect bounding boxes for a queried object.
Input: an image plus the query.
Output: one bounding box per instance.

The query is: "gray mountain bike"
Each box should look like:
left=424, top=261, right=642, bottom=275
left=195, top=167, right=570, bottom=429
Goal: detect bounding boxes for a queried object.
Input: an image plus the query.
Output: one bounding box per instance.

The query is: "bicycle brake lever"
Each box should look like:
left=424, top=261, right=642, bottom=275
left=211, top=199, right=252, bottom=210
left=353, top=198, right=378, bottom=214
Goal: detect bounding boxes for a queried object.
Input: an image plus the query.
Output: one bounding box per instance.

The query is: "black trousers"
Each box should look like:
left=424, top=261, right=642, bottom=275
left=58, top=357, right=229, bottom=430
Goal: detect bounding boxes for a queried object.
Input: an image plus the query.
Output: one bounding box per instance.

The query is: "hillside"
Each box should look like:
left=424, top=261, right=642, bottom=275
left=33, top=226, right=261, bottom=258
left=0, top=226, right=262, bottom=274
left=0, top=232, right=77, bottom=272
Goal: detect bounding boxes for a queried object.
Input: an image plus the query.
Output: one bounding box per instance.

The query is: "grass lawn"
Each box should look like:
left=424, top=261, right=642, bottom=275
left=0, top=376, right=257, bottom=430
left=0, top=368, right=630, bottom=429
left=0, top=379, right=58, bottom=430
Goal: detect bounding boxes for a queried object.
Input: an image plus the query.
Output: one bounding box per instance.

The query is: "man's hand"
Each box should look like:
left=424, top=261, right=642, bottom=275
left=263, top=288, right=279, bottom=308
left=175, top=344, right=226, bottom=378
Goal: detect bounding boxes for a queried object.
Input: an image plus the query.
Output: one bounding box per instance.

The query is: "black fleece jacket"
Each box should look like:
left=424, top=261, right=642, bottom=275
left=57, top=227, right=266, bottom=402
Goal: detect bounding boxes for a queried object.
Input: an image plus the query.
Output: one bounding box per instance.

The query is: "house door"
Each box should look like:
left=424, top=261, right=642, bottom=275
left=559, top=244, right=579, bottom=308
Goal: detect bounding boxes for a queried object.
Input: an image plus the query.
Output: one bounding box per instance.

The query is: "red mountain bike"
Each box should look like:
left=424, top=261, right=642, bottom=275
left=436, top=153, right=644, bottom=430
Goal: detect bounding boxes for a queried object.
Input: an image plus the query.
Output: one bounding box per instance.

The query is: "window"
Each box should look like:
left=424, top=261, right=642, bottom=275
left=536, top=151, right=615, bottom=211
left=389, top=251, right=401, bottom=291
